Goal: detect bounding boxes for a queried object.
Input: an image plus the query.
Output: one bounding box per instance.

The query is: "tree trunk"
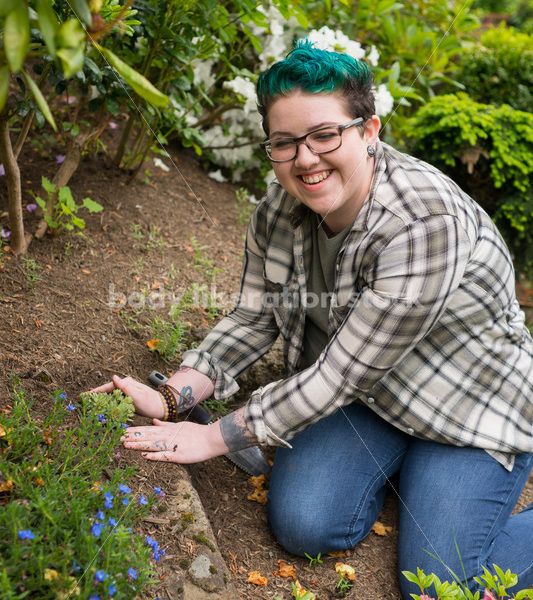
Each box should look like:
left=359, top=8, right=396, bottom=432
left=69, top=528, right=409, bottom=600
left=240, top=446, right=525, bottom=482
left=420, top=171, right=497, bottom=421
left=0, top=111, right=29, bottom=255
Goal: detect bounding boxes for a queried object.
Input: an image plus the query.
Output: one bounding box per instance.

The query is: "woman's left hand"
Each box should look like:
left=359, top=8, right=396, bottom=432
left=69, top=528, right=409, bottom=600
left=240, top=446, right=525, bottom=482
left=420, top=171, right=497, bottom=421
left=120, top=419, right=227, bottom=464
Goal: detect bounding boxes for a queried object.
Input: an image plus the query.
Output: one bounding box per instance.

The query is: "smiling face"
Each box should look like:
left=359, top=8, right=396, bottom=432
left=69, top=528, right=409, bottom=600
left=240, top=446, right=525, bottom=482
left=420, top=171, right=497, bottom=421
left=267, top=90, right=380, bottom=233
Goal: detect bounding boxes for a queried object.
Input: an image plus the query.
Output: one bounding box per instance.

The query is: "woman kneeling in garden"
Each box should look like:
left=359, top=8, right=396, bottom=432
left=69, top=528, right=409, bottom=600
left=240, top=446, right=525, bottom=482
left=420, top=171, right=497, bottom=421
left=92, top=41, right=533, bottom=598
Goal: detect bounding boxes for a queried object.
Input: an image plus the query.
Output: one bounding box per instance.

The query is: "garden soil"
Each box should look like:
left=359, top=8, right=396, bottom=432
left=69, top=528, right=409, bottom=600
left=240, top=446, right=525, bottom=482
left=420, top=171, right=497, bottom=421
left=1, top=134, right=532, bottom=600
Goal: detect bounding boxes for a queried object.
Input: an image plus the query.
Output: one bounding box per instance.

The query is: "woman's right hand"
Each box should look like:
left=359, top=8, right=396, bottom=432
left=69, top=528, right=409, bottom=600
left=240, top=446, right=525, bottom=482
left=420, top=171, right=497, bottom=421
left=89, top=375, right=165, bottom=419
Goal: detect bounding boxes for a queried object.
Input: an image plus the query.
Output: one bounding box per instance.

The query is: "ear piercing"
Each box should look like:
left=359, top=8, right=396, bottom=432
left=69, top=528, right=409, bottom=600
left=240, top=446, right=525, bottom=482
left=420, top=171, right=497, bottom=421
left=367, top=145, right=376, bottom=157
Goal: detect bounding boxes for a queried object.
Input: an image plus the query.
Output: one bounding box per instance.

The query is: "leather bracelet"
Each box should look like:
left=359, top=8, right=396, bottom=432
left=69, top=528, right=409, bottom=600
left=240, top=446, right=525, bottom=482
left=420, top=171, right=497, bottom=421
left=159, top=385, right=178, bottom=422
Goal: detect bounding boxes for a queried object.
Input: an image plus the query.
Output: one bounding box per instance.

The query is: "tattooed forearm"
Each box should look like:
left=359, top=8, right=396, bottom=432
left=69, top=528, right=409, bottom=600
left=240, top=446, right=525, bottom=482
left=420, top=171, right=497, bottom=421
left=177, top=386, right=195, bottom=411
left=219, top=409, right=258, bottom=453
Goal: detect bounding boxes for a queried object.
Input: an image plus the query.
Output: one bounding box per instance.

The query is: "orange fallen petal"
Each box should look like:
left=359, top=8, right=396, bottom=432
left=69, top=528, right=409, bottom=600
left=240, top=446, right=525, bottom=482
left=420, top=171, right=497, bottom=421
left=146, top=339, right=161, bottom=350
left=335, top=562, right=356, bottom=581
left=274, top=559, right=296, bottom=579
left=372, top=521, right=393, bottom=536
left=0, top=479, right=14, bottom=492
left=247, top=570, right=267, bottom=587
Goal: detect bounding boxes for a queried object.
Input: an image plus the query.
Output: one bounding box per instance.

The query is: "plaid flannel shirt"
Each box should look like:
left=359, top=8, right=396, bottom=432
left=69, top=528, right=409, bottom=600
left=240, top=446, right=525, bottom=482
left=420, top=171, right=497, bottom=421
left=182, top=142, right=533, bottom=470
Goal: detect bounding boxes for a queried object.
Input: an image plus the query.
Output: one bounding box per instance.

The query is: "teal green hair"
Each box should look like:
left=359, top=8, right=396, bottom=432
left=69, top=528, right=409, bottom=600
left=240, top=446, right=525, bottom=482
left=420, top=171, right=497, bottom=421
left=257, top=39, right=375, bottom=135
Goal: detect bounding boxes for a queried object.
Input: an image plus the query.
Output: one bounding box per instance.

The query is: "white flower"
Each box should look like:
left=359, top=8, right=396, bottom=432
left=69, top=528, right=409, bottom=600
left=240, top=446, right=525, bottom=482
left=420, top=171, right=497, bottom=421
left=374, top=84, right=395, bottom=116
left=367, top=46, right=380, bottom=67
left=208, top=170, right=227, bottom=182
left=191, top=59, right=216, bottom=89
left=153, top=157, right=169, bottom=172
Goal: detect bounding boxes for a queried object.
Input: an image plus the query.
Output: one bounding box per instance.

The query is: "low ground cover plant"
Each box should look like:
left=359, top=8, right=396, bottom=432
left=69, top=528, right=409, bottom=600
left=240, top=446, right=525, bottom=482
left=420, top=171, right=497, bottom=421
left=0, top=382, right=165, bottom=599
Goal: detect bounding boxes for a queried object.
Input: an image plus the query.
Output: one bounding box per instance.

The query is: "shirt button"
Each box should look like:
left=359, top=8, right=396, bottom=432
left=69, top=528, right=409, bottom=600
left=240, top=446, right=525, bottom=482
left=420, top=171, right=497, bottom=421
left=407, top=427, right=414, bottom=435
left=367, top=397, right=375, bottom=404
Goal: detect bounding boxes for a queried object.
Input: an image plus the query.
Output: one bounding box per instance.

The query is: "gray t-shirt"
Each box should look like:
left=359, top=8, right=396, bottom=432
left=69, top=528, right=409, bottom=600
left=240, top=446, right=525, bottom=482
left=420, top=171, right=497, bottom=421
left=303, top=214, right=352, bottom=367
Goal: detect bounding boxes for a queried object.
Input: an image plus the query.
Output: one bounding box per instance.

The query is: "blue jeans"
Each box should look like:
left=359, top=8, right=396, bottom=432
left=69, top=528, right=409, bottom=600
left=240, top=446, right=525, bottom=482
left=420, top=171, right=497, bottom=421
left=267, top=403, right=533, bottom=599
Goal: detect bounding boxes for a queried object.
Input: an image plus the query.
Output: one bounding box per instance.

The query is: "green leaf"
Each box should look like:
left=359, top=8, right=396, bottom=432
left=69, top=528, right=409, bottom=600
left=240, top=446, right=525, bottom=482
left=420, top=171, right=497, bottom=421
left=82, top=197, right=103, bottom=213
left=70, top=0, right=92, bottom=27
left=36, top=197, right=46, bottom=211
left=97, top=45, right=169, bottom=107
left=4, top=3, right=30, bottom=73
left=0, top=66, right=9, bottom=112
left=22, top=69, right=56, bottom=131
left=41, top=176, right=56, bottom=194
left=71, top=215, right=85, bottom=229
left=0, top=0, right=18, bottom=17
left=55, top=18, right=85, bottom=49
left=36, top=0, right=58, bottom=57
left=402, top=571, right=421, bottom=585
left=57, top=46, right=85, bottom=79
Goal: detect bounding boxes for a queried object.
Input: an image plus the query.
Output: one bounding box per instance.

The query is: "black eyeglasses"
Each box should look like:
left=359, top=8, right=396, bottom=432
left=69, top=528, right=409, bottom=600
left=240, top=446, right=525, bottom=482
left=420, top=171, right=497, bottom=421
left=260, top=117, right=364, bottom=163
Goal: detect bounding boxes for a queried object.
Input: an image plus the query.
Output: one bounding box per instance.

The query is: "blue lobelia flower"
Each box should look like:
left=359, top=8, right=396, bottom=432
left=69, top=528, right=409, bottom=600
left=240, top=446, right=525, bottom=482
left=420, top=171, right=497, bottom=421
left=95, top=570, right=106, bottom=582
left=138, top=495, right=148, bottom=506
left=119, top=484, right=131, bottom=494
left=108, top=584, right=117, bottom=596
left=128, top=567, right=137, bottom=579
left=96, top=510, right=105, bottom=520
left=18, top=530, right=35, bottom=540
left=153, top=486, right=165, bottom=496
left=67, top=403, right=76, bottom=411
left=108, top=518, right=117, bottom=527
left=91, top=522, right=103, bottom=537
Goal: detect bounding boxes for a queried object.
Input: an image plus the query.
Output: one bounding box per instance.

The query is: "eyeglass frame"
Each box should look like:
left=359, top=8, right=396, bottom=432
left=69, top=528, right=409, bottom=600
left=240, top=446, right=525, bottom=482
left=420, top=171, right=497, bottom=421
left=260, top=117, right=365, bottom=163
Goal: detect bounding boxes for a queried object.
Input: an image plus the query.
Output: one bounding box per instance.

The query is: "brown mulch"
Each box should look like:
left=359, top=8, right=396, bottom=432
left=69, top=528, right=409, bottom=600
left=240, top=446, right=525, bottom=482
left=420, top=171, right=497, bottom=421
left=1, top=135, right=531, bottom=600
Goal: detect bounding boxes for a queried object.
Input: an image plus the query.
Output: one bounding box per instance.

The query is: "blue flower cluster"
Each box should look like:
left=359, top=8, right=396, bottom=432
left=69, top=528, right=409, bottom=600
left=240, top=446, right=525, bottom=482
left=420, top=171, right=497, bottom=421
left=146, top=535, right=166, bottom=562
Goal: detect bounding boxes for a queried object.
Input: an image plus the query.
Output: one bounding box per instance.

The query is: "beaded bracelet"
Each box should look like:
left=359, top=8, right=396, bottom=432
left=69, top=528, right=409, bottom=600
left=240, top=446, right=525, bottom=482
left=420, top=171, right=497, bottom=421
left=158, top=392, right=169, bottom=421
left=159, top=385, right=178, bottom=422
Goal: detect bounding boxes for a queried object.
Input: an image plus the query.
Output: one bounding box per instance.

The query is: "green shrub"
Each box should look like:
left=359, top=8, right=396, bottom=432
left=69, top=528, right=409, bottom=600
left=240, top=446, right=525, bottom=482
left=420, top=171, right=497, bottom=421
left=457, top=24, right=533, bottom=112
left=0, top=385, right=163, bottom=598
left=406, top=93, right=533, bottom=277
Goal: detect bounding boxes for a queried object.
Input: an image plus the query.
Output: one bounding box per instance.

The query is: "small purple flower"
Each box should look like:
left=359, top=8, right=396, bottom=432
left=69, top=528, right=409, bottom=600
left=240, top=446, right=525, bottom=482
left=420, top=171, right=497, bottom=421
left=73, top=560, right=81, bottom=572
left=67, top=403, right=76, bottom=411
left=153, top=551, right=161, bottom=562
left=153, top=486, right=165, bottom=497
left=98, top=414, right=106, bottom=423
left=104, top=498, right=113, bottom=509
left=119, top=484, right=131, bottom=494
left=108, top=583, right=117, bottom=596
left=56, top=154, right=66, bottom=164
left=138, top=495, right=148, bottom=506
left=108, top=121, right=118, bottom=130
left=128, top=567, right=137, bottom=579
left=104, top=492, right=114, bottom=501
left=0, top=228, right=11, bottom=239
left=121, top=423, right=129, bottom=428
left=96, top=510, right=105, bottom=520
left=146, top=535, right=156, bottom=548
left=108, top=517, right=117, bottom=527
left=18, top=529, right=35, bottom=540
left=26, top=203, right=37, bottom=213
left=91, top=522, right=103, bottom=537
left=58, top=392, right=67, bottom=399
left=122, top=497, right=129, bottom=506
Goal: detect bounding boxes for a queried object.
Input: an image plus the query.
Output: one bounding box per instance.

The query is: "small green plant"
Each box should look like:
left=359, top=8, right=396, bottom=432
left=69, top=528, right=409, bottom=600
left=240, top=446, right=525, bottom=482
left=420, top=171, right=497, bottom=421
left=34, top=177, right=103, bottom=234
left=130, top=223, right=165, bottom=253
left=63, top=240, right=72, bottom=260
left=335, top=573, right=354, bottom=597
left=235, top=187, right=255, bottom=227
left=0, top=383, right=163, bottom=598
left=79, top=389, right=135, bottom=425
left=141, top=168, right=152, bottom=185
left=149, top=304, right=189, bottom=363
left=202, top=398, right=229, bottom=417
left=402, top=564, right=533, bottom=599
left=20, top=256, right=42, bottom=291
left=305, top=552, right=323, bottom=567
left=189, top=236, right=219, bottom=284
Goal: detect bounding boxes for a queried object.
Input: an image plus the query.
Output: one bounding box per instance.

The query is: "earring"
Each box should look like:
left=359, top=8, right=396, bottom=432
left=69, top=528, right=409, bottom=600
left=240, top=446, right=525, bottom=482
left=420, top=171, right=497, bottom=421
left=367, top=145, right=375, bottom=157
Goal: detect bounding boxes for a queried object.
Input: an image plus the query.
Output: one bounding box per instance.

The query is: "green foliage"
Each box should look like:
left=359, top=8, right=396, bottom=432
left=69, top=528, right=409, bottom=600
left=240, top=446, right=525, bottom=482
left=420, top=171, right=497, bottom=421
left=80, top=389, right=135, bottom=425
left=406, top=93, right=533, bottom=277
left=235, top=187, right=255, bottom=227
left=149, top=304, right=190, bottom=363
left=457, top=25, right=533, bottom=112
left=402, top=564, right=533, bottom=599
left=0, top=385, right=160, bottom=598
left=20, top=257, right=42, bottom=291
left=34, top=176, right=103, bottom=234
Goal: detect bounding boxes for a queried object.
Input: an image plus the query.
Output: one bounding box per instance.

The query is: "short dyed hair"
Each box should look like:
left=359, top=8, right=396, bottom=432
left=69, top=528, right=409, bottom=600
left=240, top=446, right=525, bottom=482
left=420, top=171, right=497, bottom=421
left=257, top=39, right=375, bottom=136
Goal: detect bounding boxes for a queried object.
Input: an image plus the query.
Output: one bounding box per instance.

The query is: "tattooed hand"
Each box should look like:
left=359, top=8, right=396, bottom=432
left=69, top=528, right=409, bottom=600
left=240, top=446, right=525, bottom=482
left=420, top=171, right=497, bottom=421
left=121, top=420, right=226, bottom=463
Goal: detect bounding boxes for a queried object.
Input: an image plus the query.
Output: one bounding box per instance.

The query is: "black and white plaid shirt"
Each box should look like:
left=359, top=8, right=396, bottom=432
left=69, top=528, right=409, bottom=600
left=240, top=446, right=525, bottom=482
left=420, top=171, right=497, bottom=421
left=182, top=142, right=533, bottom=470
